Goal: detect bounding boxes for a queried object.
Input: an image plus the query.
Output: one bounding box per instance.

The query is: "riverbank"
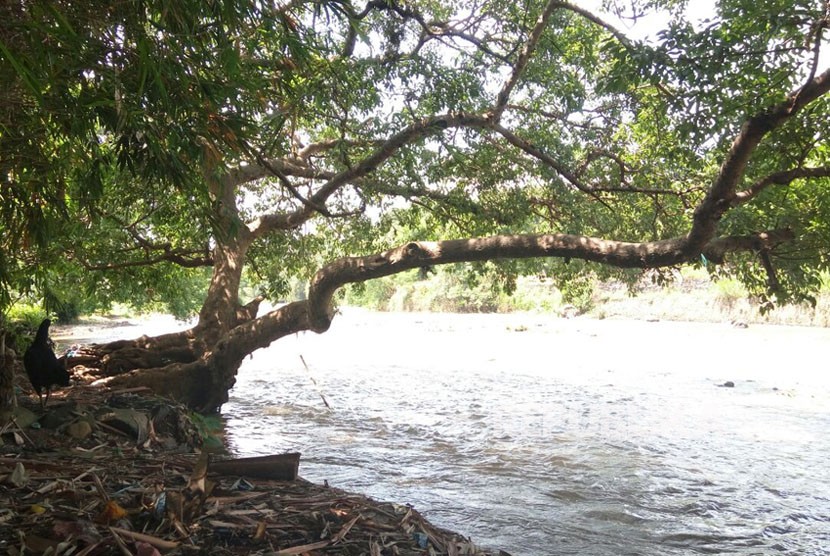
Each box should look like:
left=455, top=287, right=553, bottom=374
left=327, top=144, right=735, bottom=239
left=587, top=277, right=830, bottom=327
left=1, top=378, right=502, bottom=555
left=7, top=314, right=509, bottom=555
left=340, top=268, right=830, bottom=327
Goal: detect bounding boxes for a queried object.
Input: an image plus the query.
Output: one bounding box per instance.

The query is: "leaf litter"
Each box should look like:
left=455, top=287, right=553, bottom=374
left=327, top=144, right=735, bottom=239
left=1, top=383, right=507, bottom=556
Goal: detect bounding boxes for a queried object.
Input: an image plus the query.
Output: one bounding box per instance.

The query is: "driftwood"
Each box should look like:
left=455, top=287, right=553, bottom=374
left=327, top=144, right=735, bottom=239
left=210, top=452, right=301, bottom=481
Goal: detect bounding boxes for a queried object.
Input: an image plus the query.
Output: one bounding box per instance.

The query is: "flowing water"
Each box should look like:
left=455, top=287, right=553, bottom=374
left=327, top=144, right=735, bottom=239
left=218, top=310, right=830, bottom=555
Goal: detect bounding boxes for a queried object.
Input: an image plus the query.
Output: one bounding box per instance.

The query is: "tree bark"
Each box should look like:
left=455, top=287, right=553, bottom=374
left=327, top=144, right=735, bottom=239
left=196, top=235, right=252, bottom=340
left=0, top=333, right=16, bottom=424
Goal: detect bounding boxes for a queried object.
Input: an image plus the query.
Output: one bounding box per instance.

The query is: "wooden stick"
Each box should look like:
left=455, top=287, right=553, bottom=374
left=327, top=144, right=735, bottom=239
left=109, top=526, right=182, bottom=551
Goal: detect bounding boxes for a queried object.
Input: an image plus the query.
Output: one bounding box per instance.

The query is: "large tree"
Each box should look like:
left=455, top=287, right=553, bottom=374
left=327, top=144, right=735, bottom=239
left=1, top=0, right=829, bottom=411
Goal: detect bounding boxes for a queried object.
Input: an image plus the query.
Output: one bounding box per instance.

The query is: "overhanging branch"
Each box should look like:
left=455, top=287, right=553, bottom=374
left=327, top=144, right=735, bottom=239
left=303, top=228, right=799, bottom=331
left=733, top=166, right=830, bottom=205
left=688, top=66, right=830, bottom=249
left=701, top=228, right=795, bottom=264
left=305, top=233, right=688, bottom=331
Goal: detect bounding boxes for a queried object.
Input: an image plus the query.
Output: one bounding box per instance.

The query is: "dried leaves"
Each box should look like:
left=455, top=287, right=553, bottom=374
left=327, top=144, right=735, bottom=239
left=0, top=393, right=497, bottom=556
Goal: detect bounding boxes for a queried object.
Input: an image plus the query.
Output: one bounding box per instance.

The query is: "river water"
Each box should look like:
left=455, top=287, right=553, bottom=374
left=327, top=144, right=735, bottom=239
left=219, top=309, right=830, bottom=555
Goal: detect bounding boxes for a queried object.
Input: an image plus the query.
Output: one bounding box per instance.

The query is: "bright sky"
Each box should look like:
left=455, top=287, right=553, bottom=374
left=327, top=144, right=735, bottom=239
left=574, top=0, right=719, bottom=41
left=575, top=0, right=828, bottom=71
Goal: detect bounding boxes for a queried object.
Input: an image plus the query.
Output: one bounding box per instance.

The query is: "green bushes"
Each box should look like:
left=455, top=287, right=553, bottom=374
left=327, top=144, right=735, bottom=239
left=341, top=267, right=830, bottom=326
left=711, top=277, right=749, bottom=310
left=343, top=270, right=567, bottom=314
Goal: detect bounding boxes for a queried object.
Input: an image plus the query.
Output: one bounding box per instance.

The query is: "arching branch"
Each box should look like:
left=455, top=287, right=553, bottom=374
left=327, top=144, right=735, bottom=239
left=688, top=67, right=830, bottom=249
left=492, top=0, right=562, bottom=119
left=733, top=166, right=830, bottom=205
left=247, top=112, right=495, bottom=237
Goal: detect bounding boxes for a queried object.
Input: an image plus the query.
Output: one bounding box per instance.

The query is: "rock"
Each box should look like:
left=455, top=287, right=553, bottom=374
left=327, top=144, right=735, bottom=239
left=10, top=406, right=39, bottom=429
left=67, top=420, right=93, bottom=439
left=96, top=408, right=150, bottom=444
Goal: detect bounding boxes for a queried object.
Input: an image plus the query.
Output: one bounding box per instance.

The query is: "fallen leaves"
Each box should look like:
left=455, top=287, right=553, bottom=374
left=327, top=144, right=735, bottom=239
left=0, top=392, right=498, bottom=556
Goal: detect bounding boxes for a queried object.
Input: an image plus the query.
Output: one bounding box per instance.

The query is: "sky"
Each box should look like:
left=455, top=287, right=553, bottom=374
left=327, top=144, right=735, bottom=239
left=574, top=0, right=828, bottom=71
left=574, top=0, right=719, bottom=41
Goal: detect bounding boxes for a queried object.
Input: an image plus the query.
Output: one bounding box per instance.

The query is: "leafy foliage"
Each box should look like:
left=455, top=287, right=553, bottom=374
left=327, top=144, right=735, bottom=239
left=1, top=0, right=829, bottom=320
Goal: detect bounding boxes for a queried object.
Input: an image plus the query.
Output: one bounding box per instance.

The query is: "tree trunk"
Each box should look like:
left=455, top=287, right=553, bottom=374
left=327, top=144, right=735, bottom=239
left=196, top=235, right=251, bottom=341
left=89, top=301, right=311, bottom=411
left=0, top=332, right=16, bottom=424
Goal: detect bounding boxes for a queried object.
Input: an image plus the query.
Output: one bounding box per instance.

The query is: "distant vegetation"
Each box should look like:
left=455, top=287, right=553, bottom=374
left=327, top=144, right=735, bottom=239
left=343, top=268, right=830, bottom=327
left=6, top=267, right=827, bottom=331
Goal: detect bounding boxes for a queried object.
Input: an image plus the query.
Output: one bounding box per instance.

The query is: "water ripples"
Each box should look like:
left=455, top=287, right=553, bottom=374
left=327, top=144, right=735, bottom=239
left=223, top=311, right=830, bottom=555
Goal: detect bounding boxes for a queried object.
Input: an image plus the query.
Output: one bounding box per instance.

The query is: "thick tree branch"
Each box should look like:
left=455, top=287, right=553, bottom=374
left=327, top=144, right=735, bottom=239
left=733, top=166, right=830, bottom=205
left=302, top=229, right=798, bottom=332
left=305, top=233, right=688, bottom=331
left=701, top=229, right=795, bottom=264
left=492, top=0, right=562, bottom=119
left=118, top=219, right=787, bottom=410
left=688, top=67, right=830, bottom=249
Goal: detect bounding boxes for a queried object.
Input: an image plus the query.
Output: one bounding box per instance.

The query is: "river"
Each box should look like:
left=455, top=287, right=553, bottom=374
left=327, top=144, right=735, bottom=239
left=218, top=309, right=830, bottom=555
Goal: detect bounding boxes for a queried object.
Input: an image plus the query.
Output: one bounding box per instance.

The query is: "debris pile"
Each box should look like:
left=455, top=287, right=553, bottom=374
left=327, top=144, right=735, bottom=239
left=1, top=385, right=499, bottom=556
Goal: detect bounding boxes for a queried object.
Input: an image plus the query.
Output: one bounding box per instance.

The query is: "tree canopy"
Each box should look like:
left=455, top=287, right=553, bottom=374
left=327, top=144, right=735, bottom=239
left=2, top=0, right=830, bottom=408
left=3, top=0, right=830, bottom=314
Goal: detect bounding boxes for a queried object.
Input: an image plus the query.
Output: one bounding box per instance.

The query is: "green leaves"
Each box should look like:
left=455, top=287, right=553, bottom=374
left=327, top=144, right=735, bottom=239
left=1, top=0, right=830, bottom=317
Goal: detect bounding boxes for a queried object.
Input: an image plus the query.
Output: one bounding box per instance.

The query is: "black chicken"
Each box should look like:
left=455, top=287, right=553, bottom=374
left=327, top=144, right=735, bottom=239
left=23, top=318, right=71, bottom=408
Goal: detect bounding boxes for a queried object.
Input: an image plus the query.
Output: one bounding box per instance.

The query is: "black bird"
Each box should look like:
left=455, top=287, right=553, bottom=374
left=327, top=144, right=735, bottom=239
left=23, top=318, right=71, bottom=408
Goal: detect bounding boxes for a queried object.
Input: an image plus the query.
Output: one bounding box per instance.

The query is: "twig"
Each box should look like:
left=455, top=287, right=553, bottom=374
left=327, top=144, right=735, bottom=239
left=93, top=472, right=110, bottom=502
left=331, top=514, right=361, bottom=543
left=108, top=526, right=134, bottom=556
left=299, top=355, right=331, bottom=409
left=109, top=526, right=182, bottom=551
